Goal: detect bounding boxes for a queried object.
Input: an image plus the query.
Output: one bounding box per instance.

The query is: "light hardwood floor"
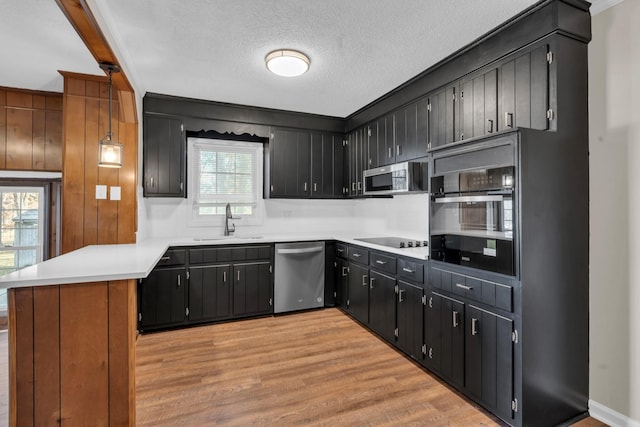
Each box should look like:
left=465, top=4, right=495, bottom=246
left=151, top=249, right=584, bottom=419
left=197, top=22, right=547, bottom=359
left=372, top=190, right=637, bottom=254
left=135, top=308, right=607, bottom=426
left=0, top=309, right=608, bottom=426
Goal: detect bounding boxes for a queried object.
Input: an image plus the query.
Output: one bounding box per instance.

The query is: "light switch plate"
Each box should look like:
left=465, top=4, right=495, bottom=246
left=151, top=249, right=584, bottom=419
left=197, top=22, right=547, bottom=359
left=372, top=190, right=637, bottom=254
left=96, top=185, right=107, bottom=200
left=110, top=186, right=121, bottom=201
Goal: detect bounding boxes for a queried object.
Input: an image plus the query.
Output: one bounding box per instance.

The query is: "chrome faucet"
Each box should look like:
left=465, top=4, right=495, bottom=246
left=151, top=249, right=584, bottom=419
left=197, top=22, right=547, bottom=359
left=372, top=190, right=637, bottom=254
left=224, top=203, right=235, bottom=236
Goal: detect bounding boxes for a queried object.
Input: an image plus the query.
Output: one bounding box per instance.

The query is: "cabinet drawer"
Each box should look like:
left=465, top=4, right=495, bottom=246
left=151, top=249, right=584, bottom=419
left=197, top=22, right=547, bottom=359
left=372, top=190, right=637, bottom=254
left=190, top=245, right=272, bottom=264
left=349, top=246, right=369, bottom=265
left=336, top=243, right=349, bottom=259
left=433, top=267, right=513, bottom=312
left=370, top=252, right=397, bottom=275
left=156, top=249, right=186, bottom=267
left=397, top=258, right=424, bottom=284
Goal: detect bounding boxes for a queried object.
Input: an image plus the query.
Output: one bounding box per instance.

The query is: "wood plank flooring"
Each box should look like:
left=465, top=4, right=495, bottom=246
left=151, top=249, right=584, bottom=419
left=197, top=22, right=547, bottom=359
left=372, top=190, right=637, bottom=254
left=135, top=308, right=606, bottom=426
left=0, top=308, right=608, bottom=426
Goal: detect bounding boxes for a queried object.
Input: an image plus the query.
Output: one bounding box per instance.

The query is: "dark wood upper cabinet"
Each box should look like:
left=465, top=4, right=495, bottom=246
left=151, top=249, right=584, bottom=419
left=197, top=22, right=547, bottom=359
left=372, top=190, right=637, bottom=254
left=428, top=85, right=457, bottom=149
left=459, top=68, right=499, bottom=140
left=143, top=114, right=186, bottom=197
left=500, top=44, right=551, bottom=131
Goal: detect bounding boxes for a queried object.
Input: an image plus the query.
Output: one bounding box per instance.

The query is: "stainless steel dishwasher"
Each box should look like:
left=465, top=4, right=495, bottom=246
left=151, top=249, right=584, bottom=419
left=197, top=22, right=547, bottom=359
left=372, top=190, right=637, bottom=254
left=274, top=241, right=325, bottom=313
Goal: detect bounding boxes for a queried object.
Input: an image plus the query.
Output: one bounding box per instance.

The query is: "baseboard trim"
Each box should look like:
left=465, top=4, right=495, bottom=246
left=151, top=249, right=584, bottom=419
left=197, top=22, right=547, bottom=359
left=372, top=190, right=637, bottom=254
left=589, top=399, right=640, bottom=427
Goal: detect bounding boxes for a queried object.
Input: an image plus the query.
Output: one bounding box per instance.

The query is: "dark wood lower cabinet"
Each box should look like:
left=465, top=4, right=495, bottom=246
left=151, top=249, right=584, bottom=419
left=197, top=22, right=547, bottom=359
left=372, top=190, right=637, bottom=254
left=368, top=270, right=396, bottom=342
left=347, top=262, right=369, bottom=324
left=465, top=305, right=515, bottom=422
left=188, top=264, right=231, bottom=322
left=396, top=281, right=423, bottom=359
left=232, top=262, right=272, bottom=317
left=139, top=267, right=187, bottom=330
left=138, top=246, right=273, bottom=332
left=336, top=257, right=349, bottom=308
left=424, top=292, right=465, bottom=388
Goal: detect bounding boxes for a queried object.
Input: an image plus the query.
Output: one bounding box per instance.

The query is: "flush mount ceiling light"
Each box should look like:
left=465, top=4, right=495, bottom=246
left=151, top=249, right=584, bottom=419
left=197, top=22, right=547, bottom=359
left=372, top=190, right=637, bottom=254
left=265, top=49, right=310, bottom=77
left=97, top=62, right=123, bottom=168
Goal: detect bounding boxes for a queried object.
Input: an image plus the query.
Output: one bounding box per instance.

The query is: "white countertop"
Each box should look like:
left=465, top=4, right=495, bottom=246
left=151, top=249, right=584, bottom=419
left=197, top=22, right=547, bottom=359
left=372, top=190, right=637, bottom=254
left=0, top=233, right=428, bottom=289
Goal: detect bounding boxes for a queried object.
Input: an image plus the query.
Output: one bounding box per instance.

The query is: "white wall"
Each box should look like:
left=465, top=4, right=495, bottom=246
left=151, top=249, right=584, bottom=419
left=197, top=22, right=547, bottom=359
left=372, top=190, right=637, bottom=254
left=589, top=0, right=640, bottom=422
left=143, top=193, right=429, bottom=239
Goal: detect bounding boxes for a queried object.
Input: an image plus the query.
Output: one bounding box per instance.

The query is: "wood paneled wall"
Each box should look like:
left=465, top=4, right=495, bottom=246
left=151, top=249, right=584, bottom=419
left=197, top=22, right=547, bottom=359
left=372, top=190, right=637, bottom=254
left=0, top=87, right=63, bottom=171
left=61, top=73, right=137, bottom=253
left=8, top=280, right=137, bottom=426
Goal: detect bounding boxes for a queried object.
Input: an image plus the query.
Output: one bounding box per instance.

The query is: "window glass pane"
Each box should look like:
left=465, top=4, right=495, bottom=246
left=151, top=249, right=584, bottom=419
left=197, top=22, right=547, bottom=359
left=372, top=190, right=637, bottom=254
left=200, top=173, right=217, bottom=196
left=235, top=153, right=252, bottom=174
left=0, top=249, right=16, bottom=275
left=236, top=175, right=252, bottom=194
left=217, top=152, right=236, bottom=173
left=200, top=151, right=216, bottom=173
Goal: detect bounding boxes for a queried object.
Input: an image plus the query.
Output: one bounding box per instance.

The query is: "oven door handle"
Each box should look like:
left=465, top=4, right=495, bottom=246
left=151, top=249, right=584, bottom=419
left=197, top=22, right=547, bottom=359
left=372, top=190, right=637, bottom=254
left=435, top=194, right=505, bottom=204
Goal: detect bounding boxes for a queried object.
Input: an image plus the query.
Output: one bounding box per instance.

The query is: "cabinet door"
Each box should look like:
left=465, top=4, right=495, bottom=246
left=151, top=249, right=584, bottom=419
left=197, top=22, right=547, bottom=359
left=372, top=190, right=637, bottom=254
left=138, top=267, right=187, bottom=330
left=396, top=281, right=423, bottom=359
left=367, top=123, right=379, bottom=169
left=347, top=262, right=369, bottom=324
left=270, top=129, right=311, bottom=197
left=441, top=294, right=465, bottom=387
left=459, top=68, right=499, bottom=140
left=358, top=127, right=367, bottom=194
left=500, top=44, right=550, bottom=131
left=395, top=108, right=407, bottom=162
left=347, top=131, right=357, bottom=196
left=424, top=292, right=442, bottom=371
left=143, top=114, right=185, bottom=197
left=335, top=258, right=349, bottom=308
left=383, top=113, right=395, bottom=165
left=465, top=305, right=515, bottom=422
left=428, top=86, right=457, bottom=149
left=188, top=264, right=231, bottom=322
left=310, top=132, right=334, bottom=198
left=333, top=135, right=347, bottom=197
left=297, top=131, right=311, bottom=196
left=416, top=98, right=429, bottom=158
left=232, top=262, right=272, bottom=317
left=369, top=270, right=396, bottom=342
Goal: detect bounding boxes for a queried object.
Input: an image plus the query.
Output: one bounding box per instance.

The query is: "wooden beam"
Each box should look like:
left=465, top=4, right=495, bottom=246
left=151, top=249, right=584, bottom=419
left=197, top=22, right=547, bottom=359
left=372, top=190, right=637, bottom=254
left=55, top=0, right=137, bottom=123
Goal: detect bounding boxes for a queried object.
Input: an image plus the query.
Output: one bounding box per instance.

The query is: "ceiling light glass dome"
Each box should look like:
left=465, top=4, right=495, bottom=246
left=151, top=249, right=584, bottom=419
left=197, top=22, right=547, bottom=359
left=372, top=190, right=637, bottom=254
left=265, top=49, right=310, bottom=77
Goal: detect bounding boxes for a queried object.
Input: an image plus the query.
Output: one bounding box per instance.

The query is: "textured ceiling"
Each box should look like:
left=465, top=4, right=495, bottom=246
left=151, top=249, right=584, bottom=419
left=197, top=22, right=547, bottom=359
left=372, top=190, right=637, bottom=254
left=0, top=0, right=102, bottom=92
left=1, top=1, right=611, bottom=117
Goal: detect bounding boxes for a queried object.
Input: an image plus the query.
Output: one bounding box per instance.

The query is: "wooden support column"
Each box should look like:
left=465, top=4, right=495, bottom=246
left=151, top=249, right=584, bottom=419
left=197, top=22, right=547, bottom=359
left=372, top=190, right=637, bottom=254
left=8, top=280, right=136, bottom=426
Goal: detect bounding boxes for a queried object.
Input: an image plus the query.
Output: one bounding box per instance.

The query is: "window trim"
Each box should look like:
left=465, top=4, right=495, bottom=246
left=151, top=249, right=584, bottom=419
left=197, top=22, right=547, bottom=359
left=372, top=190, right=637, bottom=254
left=187, top=137, right=264, bottom=227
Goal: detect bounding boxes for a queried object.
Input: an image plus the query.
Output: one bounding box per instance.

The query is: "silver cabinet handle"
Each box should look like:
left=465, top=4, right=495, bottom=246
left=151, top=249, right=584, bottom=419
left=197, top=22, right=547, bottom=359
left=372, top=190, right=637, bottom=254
left=304, top=182, right=308, bottom=192
left=456, top=283, right=472, bottom=291
left=362, top=275, right=368, bottom=286
left=369, top=277, right=375, bottom=289
left=452, top=311, right=459, bottom=328
left=505, top=112, right=514, bottom=128
left=353, top=253, right=361, bottom=258
left=472, top=318, right=479, bottom=336
left=313, top=183, right=317, bottom=192
left=375, top=260, right=387, bottom=265
left=388, top=147, right=392, bottom=158
left=428, top=347, right=433, bottom=359
left=237, top=270, right=240, bottom=281
left=398, top=289, right=405, bottom=302
left=487, top=119, right=494, bottom=133
left=342, top=266, right=348, bottom=277
left=352, top=182, right=356, bottom=191
left=357, top=182, right=362, bottom=191
left=428, top=296, right=433, bottom=308
left=160, top=256, right=170, bottom=261
left=402, top=267, right=415, bottom=273
left=177, top=275, right=181, bottom=287
left=150, top=177, right=154, bottom=188
left=223, top=271, right=227, bottom=282
left=337, top=248, right=344, bottom=253
left=396, top=145, right=400, bottom=156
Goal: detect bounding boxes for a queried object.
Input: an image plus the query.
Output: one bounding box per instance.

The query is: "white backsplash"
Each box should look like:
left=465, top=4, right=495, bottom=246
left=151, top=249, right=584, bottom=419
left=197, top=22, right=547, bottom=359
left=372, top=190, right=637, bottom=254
left=142, top=193, right=429, bottom=239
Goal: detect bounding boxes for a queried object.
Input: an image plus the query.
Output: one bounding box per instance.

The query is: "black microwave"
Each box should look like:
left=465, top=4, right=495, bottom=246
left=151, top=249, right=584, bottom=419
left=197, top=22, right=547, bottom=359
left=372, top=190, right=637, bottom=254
left=363, top=162, right=428, bottom=196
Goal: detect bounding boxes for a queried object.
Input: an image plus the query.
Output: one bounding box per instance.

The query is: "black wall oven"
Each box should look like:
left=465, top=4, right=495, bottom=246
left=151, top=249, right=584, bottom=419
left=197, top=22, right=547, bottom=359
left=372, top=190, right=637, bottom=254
left=430, top=164, right=516, bottom=276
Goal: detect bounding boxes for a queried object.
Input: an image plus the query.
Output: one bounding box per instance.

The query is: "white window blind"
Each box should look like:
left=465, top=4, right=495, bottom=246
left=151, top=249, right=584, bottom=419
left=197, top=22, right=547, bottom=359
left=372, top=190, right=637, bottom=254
left=189, top=138, right=262, bottom=219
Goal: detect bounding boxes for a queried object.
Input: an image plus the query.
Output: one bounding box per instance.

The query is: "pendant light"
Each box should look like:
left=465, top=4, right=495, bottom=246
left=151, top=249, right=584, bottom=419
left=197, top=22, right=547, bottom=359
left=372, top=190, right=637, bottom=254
left=98, top=62, right=123, bottom=168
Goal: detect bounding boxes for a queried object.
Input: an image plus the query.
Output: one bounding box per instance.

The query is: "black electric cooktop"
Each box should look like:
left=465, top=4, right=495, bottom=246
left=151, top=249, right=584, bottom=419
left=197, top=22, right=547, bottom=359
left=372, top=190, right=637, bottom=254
left=355, top=237, right=428, bottom=249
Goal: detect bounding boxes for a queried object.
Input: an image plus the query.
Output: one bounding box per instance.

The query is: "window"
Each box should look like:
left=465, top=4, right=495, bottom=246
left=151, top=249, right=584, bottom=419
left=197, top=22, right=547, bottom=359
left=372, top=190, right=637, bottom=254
left=188, top=138, right=263, bottom=226
left=0, top=186, right=46, bottom=312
